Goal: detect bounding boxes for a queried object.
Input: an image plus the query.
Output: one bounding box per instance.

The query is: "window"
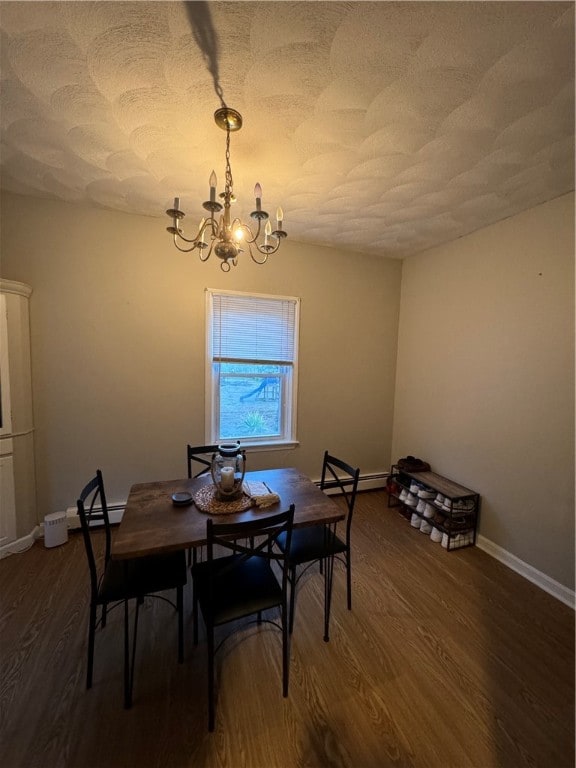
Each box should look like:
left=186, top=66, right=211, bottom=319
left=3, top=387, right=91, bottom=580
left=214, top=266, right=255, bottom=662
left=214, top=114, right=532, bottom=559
left=206, top=289, right=300, bottom=447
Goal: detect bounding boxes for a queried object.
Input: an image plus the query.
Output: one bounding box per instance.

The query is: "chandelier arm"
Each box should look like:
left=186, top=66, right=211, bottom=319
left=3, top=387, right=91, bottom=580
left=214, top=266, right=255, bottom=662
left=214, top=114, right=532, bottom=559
left=242, top=219, right=262, bottom=244
left=172, top=214, right=214, bottom=245
left=174, top=232, right=201, bottom=245
left=233, top=221, right=255, bottom=243
left=254, top=239, right=281, bottom=257
left=198, top=245, right=212, bottom=263
left=247, top=242, right=269, bottom=265
left=173, top=238, right=202, bottom=254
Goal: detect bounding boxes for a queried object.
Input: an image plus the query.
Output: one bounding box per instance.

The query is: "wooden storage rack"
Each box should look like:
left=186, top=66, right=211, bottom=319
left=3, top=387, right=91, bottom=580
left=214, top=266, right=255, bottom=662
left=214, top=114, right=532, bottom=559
left=387, top=465, right=479, bottom=551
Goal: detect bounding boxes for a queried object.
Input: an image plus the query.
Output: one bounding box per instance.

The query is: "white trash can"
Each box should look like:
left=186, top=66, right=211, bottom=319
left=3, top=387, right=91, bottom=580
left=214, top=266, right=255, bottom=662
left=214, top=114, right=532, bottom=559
left=44, top=512, right=68, bottom=548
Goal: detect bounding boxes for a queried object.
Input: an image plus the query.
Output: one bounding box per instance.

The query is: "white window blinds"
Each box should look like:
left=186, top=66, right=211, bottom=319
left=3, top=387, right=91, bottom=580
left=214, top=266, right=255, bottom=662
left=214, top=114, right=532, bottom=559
left=209, top=291, right=299, bottom=365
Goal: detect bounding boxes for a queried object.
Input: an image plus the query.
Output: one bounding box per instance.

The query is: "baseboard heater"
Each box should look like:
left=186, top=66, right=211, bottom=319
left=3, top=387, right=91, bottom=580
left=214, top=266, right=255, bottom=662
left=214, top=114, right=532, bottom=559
left=65, top=503, right=125, bottom=529
left=315, top=471, right=388, bottom=494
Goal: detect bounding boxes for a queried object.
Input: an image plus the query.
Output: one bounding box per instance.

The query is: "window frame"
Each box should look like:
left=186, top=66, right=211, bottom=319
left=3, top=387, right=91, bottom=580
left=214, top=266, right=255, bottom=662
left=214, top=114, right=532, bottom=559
left=205, top=288, right=300, bottom=450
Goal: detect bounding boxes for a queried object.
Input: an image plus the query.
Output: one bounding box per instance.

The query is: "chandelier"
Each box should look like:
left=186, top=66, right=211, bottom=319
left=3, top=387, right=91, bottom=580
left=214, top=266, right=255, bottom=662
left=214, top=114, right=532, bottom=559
left=166, top=107, right=287, bottom=272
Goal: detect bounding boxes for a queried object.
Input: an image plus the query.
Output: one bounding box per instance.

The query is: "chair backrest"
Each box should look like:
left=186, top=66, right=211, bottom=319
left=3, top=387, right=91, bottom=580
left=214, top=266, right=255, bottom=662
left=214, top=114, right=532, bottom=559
left=77, top=469, right=111, bottom=600
left=187, top=444, right=218, bottom=478
left=206, top=505, right=295, bottom=602
left=320, top=451, right=360, bottom=543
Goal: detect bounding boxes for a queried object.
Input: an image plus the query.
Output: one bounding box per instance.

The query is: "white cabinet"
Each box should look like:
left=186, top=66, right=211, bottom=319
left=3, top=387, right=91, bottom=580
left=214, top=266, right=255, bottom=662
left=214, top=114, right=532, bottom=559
left=0, top=454, right=17, bottom=545
left=0, top=280, right=35, bottom=549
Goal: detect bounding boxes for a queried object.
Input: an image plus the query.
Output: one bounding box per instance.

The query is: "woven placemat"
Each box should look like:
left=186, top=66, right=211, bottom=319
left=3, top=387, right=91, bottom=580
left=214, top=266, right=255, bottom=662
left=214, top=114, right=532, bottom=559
left=193, top=484, right=253, bottom=515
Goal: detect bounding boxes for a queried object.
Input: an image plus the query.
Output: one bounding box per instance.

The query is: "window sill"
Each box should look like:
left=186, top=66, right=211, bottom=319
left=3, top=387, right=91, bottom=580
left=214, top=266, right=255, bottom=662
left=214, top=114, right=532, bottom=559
left=238, top=440, right=299, bottom=452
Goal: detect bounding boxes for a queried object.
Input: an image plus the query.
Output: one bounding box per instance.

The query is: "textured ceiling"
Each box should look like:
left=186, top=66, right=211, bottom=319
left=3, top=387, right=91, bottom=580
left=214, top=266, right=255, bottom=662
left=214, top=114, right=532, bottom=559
left=0, top=1, right=574, bottom=258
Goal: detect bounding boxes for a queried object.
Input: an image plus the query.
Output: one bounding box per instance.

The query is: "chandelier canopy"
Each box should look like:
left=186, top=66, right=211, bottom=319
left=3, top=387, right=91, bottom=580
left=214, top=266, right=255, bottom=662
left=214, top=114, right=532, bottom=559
left=166, top=107, right=287, bottom=272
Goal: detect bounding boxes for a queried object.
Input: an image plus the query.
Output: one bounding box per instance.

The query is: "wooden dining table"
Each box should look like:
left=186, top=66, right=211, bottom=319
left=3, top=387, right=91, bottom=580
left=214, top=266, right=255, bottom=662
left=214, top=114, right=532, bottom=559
left=112, top=467, right=346, bottom=640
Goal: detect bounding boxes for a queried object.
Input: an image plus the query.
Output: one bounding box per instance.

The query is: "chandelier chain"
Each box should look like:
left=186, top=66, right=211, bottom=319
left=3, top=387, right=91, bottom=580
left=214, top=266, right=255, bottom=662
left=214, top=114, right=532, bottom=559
left=224, top=128, right=233, bottom=199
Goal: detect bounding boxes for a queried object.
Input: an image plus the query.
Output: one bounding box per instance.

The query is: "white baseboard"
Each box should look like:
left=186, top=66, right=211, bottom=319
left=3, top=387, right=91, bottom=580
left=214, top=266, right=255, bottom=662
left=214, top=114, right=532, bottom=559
left=476, top=534, right=575, bottom=609
left=0, top=527, right=40, bottom=559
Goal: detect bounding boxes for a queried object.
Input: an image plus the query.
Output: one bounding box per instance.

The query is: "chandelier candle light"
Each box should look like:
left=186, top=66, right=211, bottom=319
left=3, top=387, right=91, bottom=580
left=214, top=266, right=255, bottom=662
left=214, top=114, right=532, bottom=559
left=166, top=108, right=287, bottom=272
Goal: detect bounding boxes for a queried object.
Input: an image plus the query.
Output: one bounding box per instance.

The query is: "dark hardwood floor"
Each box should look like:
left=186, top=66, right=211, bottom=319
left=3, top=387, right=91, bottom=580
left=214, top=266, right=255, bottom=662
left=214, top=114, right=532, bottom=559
left=1, top=490, right=573, bottom=768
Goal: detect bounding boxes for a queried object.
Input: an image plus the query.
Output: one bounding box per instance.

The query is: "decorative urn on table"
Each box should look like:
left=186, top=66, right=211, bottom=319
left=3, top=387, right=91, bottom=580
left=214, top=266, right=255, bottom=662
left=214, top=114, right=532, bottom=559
left=211, top=442, right=246, bottom=501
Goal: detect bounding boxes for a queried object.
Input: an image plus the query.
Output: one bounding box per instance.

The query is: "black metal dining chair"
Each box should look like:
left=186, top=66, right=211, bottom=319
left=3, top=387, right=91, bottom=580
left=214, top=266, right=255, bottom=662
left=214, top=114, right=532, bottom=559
left=186, top=444, right=219, bottom=574
left=191, top=506, right=295, bottom=731
left=276, top=451, right=360, bottom=640
left=77, top=469, right=187, bottom=708
left=187, top=444, right=218, bottom=479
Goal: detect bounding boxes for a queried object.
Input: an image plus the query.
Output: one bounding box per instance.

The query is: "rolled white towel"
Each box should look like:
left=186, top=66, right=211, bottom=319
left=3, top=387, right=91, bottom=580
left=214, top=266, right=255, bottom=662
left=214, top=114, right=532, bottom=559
left=243, top=481, right=280, bottom=508
left=254, top=494, right=281, bottom=508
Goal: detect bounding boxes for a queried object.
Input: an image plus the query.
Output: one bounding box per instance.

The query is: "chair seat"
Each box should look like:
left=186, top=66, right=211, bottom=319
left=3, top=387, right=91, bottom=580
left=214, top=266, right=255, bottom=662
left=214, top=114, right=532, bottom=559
left=277, top=526, right=347, bottom=566
left=100, top=552, right=187, bottom=603
left=193, top=554, right=282, bottom=626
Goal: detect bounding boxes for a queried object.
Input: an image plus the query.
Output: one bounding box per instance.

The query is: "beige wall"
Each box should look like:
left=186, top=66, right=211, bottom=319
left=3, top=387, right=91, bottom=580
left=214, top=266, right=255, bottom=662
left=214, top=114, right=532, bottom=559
left=392, top=193, right=575, bottom=590
left=2, top=189, right=573, bottom=590
left=0, top=192, right=401, bottom=517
